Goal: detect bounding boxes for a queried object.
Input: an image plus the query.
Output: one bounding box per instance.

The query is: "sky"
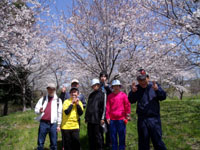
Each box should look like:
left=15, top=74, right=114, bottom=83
left=50, top=0, right=73, bottom=15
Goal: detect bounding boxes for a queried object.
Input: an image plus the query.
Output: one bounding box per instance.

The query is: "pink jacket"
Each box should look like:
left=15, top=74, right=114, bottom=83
left=106, top=91, right=131, bottom=120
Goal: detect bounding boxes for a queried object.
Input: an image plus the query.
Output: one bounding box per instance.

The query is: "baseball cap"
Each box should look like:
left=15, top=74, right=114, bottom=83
left=137, top=69, right=147, bottom=80
left=70, top=87, right=79, bottom=93
left=47, top=83, right=56, bottom=89
left=71, top=79, right=79, bottom=84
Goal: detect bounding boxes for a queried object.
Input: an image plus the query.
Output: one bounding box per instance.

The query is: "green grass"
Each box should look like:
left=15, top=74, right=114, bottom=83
left=0, top=100, right=200, bottom=150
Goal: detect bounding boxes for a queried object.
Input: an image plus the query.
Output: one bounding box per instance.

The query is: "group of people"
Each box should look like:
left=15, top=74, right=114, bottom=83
left=35, top=69, right=167, bottom=150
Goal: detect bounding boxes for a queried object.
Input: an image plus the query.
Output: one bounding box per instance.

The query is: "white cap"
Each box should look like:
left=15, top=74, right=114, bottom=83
left=47, top=83, right=56, bottom=89
left=111, top=80, right=121, bottom=86
left=91, top=78, right=100, bottom=86
left=71, top=79, right=79, bottom=84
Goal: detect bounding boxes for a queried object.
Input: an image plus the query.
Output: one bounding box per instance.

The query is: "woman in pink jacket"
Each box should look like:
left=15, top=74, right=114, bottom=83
left=106, top=80, right=131, bottom=150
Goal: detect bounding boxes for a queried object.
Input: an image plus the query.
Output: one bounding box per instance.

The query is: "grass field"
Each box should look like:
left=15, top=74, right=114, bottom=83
left=0, top=100, right=200, bottom=150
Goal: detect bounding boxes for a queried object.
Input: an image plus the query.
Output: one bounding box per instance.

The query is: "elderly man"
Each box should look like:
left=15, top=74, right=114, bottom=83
left=128, top=69, right=167, bottom=150
left=35, top=83, right=62, bottom=150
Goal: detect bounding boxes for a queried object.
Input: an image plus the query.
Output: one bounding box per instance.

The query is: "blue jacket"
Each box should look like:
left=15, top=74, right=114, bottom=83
left=128, top=83, right=166, bottom=118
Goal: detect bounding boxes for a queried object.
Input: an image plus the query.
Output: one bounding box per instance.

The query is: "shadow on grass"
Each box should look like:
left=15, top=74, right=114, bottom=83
left=80, top=135, right=89, bottom=150
left=57, top=140, right=62, bottom=150
left=34, top=140, right=62, bottom=150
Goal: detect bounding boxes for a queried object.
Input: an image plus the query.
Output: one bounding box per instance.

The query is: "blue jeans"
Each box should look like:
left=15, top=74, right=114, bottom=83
left=110, top=120, right=126, bottom=150
left=37, top=121, right=57, bottom=150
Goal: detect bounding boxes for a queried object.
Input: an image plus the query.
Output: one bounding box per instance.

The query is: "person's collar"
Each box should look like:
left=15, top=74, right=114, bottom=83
left=113, top=91, right=120, bottom=95
left=47, top=93, right=57, bottom=99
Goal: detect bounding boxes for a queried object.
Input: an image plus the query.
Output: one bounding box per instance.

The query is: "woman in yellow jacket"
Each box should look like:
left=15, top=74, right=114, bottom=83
left=61, top=87, right=84, bottom=150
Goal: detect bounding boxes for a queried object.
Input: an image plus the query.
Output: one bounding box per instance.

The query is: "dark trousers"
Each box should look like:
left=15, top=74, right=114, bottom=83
left=37, top=121, right=57, bottom=150
left=110, top=120, right=126, bottom=150
left=62, top=129, right=80, bottom=150
left=138, top=117, right=167, bottom=150
left=105, top=120, right=111, bottom=147
left=88, top=123, right=103, bottom=150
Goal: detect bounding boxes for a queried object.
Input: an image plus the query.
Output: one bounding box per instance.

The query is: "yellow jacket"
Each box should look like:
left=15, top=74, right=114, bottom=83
left=61, top=98, right=84, bottom=130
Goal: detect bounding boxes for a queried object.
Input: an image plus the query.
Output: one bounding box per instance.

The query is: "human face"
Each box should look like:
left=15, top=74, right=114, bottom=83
left=92, top=84, right=100, bottom=91
left=100, top=75, right=107, bottom=83
left=47, top=88, right=55, bottom=97
left=112, top=85, right=121, bottom=93
left=71, top=82, right=79, bottom=88
left=70, top=90, right=79, bottom=99
left=138, top=79, right=148, bottom=88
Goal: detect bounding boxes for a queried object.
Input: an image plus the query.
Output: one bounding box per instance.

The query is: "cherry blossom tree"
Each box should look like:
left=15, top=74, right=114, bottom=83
left=140, top=0, right=200, bottom=67
left=0, top=0, right=55, bottom=111
left=56, top=0, right=193, bottom=93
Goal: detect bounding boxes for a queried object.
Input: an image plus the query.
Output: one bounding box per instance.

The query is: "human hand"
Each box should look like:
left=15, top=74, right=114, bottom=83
left=132, top=81, right=137, bottom=92
left=72, top=97, right=76, bottom=104
left=57, top=126, right=61, bottom=132
left=76, top=99, right=79, bottom=105
left=127, top=115, right=131, bottom=121
left=40, top=107, right=44, bottom=113
left=152, top=81, right=158, bottom=91
left=107, top=119, right=110, bottom=124
left=100, top=120, right=105, bottom=125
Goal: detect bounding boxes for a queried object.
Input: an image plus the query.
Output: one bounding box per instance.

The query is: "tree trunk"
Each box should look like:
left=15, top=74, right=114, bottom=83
left=22, top=86, right=26, bottom=112
left=3, top=100, right=8, bottom=116
left=30, top=98, right=33, bottom=110
left=179, top=91, right=184, bottom=100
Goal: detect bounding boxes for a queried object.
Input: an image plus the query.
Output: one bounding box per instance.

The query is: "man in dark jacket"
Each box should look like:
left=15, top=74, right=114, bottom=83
left=85, top=78, right=105, bottom=150
left=128, top=69, right=167, bottom=150
left=99, top=71, right=112, bottom=149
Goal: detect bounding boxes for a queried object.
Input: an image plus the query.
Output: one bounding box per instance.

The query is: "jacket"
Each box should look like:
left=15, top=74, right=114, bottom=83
left=35, top=94, right=62, bottom=125
left=100, top=82, right=112, bottom=96
left=61, top=98, right=84, bottom=130
left=85, top=89, right=105, bottom=124
left=128, top=83, right=166, bottom=118
left=106, top=91, right=131, bottom=120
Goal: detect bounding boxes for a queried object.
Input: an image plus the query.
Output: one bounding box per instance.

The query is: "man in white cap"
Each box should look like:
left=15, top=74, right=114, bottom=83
left=85, top=78, right=105, bottom=150
left=65, top=79, right=86, bottom=108
left=35, top=83, right=62, bottom=150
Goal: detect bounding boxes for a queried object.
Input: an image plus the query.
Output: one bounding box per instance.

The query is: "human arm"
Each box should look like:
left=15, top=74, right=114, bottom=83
left=57, top=98, right=62, bottom=128
left=154, top=83, right=167, bottom=101
left=124, top=94, right=131, bottom=120
left=106, top=95, right=111, bottom=124
left=64, top=104, right=73, bottom=115
left=128, top=82, right=139, bottom=104
left=76, top=99, right=84, bottom=116
left=35, top=97, right=44, bottom=114
left=99, top=93, right=106, bottom=125
left=79, top=94, right=86, bottom=108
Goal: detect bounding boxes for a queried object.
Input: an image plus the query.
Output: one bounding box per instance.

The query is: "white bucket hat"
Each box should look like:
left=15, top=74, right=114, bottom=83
left=111, top=80, right=121, bottom=86
left=91, top=78, right=100, bottom=86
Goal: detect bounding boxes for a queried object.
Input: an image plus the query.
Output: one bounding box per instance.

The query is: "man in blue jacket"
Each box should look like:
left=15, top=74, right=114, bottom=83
left=128, top=69, right=167, bottom=150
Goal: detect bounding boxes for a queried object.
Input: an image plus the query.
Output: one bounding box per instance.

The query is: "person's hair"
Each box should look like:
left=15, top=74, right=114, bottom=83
left=70, top=89, right=79, bottom=94
left=99, top=70, right=108, bottom=79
